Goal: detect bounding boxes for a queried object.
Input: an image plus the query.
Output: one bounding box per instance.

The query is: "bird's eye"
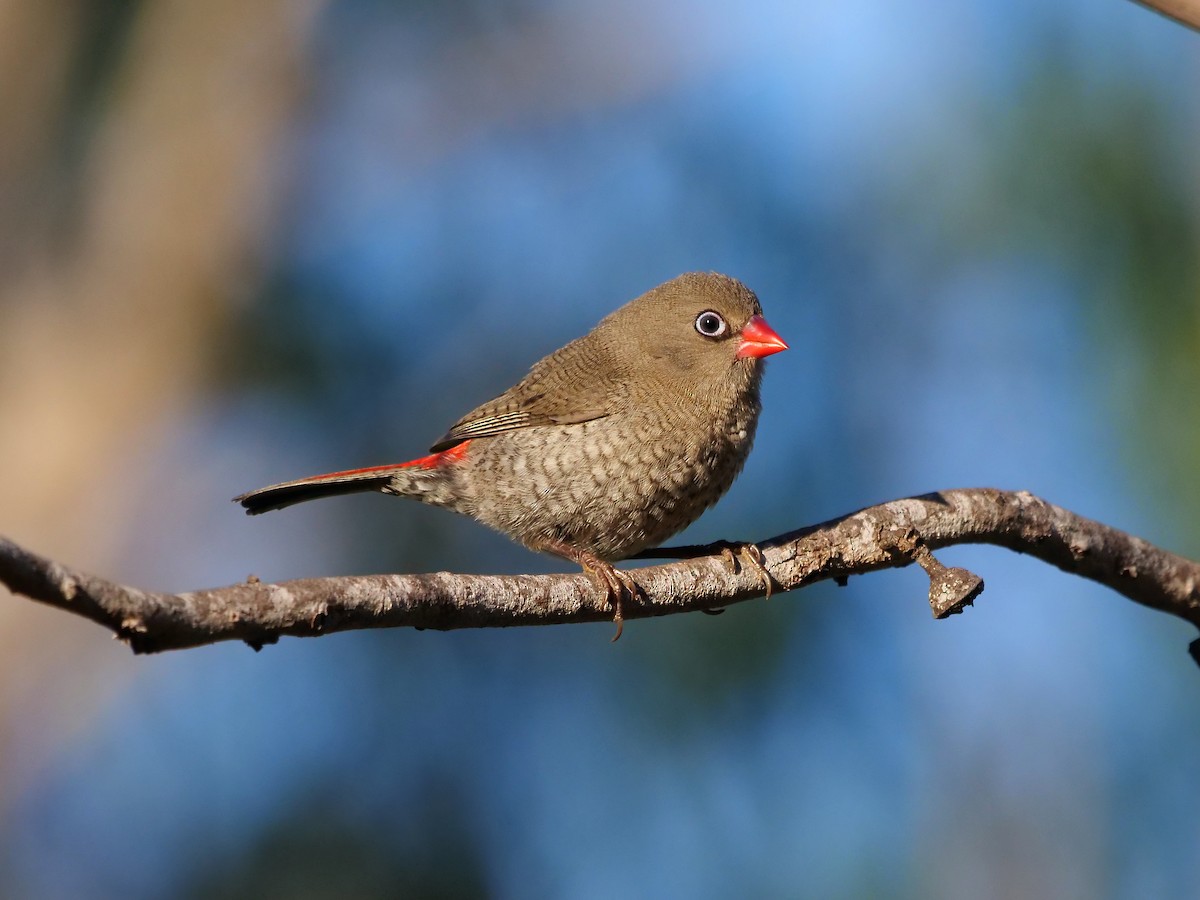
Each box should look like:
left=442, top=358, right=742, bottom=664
left=694, top=310, right=727, bottom=338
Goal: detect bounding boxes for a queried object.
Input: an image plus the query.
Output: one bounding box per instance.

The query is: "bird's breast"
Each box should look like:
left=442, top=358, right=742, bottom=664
left=464, top=385, right=761, bottom=560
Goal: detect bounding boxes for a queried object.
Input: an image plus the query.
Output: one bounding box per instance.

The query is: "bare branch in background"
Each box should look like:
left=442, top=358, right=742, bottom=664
left=1129, top=0, right=1200, bottom=32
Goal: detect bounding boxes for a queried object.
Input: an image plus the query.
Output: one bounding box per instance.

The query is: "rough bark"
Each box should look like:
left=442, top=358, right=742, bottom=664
left=2, top=489, right=1198, bottom=660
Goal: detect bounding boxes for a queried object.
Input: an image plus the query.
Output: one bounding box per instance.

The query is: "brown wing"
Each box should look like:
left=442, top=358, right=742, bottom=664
left=429, top=332, right=629, bottom=452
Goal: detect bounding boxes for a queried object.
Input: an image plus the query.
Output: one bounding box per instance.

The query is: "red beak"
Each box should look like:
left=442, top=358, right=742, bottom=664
left=736, top=315, right=789, bottom=359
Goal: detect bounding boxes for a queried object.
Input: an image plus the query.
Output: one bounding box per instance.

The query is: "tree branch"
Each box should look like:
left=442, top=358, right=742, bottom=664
left=2, top=489, right=1199, bottom=660
left=1128, top=0, right=1200, bottom=33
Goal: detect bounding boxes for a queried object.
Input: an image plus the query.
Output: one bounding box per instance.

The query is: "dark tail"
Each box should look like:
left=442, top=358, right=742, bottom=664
left=234, top=465, right=409, bottom=515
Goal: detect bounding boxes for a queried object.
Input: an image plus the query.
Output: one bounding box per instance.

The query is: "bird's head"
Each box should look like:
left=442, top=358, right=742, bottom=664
left=600, top=272, right=787, bottom=401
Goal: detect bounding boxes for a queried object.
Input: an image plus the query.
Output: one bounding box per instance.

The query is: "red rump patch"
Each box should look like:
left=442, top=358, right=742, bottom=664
left=399, top=439, right=471, bottom=470
left=306, top=441, right=471, bottom=481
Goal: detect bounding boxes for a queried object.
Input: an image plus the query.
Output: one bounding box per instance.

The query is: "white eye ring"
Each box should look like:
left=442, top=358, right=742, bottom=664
left=694, top=310, right=727, bottom=338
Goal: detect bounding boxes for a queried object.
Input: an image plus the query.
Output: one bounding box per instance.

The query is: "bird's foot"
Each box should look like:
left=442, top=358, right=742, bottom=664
left=711, top=540, right=773, bottom=600
left=580, top=554, right=644, bottom=642
left=529, top=537, right=644, bottom=641
left=630, top=539, right=774, bottom=601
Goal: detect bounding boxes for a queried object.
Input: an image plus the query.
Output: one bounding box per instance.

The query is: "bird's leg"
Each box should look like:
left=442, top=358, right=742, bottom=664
left=532, top=538, right=643, bottom=641
left=583, top=554, right=643, bottom=642
left=631, top=540, right=773, bottom=599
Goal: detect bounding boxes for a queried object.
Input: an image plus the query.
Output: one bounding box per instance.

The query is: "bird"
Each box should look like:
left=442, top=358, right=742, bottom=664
left=235, top=272, right=788, bottom=638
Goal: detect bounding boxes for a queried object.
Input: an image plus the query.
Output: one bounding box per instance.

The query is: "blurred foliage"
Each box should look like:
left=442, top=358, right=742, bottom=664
left=185, top=776, right=487, bottom=900
left=911, top=50, right=1200, bottom=543
left=215, top=271, right=412, bottom=404
left=0, top=2, right=139, bottom=275
left=50, top=3, right=143, bottom=211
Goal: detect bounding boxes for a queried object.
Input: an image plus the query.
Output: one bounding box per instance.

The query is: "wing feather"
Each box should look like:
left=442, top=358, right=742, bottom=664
left=429, top=334, right=628, bottom=451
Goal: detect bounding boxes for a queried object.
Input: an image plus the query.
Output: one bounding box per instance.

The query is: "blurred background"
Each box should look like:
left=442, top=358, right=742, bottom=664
left=1, top=1, right=1198, bottom=897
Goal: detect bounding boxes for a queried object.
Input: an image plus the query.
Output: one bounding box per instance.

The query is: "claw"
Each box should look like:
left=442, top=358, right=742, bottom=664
left=528, top=536, right=645, bottom=641
left=581, top=555, right=643, bottom=642
left=630, top=539, right=773, bottom=599
left=716, top=541, right=773, bottom=599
